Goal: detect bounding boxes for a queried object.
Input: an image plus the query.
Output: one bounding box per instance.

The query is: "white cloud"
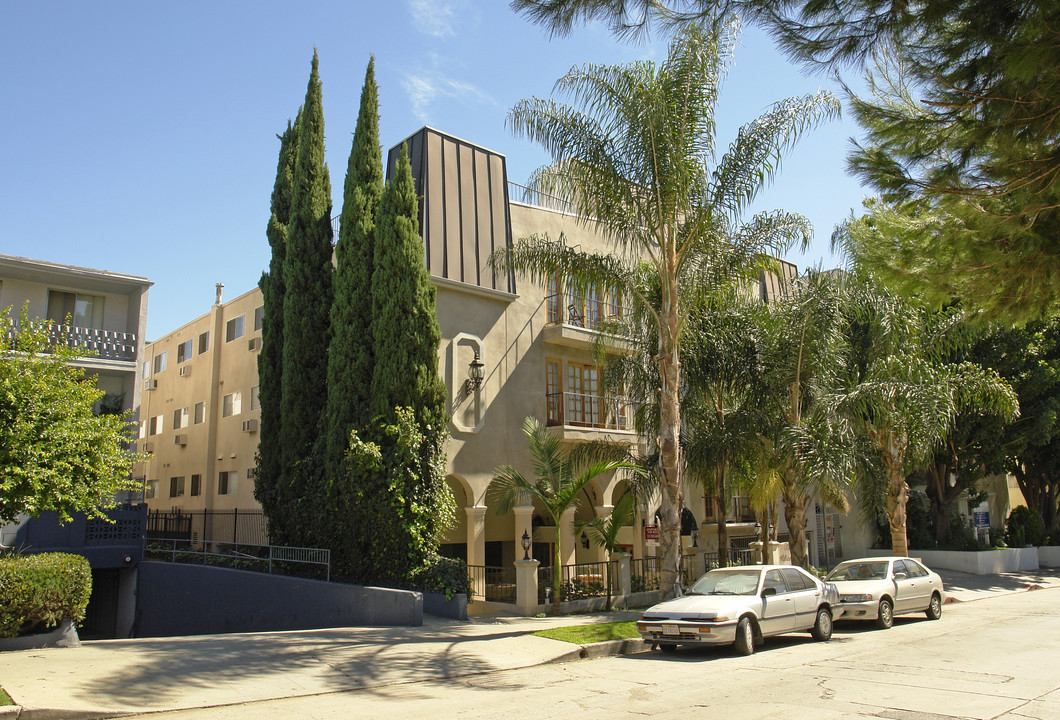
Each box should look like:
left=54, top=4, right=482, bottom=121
left=402, top=69, right=498, bottom=124
left=409, top=0, right=460, bottom=38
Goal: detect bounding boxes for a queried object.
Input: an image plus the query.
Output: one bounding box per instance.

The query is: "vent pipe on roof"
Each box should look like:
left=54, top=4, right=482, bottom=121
left=215, top=283, right=224, bottom=306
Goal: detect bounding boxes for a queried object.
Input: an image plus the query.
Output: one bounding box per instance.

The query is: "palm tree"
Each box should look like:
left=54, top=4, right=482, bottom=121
left=754, top=271, right=857, bottom=568
left=490, top=417, right=638, bottom=613
left=575, top=492, right=637, bottom=609
left=838, top=280, right=1019, bottom=557
left=496, top=19, right=839, bottom=592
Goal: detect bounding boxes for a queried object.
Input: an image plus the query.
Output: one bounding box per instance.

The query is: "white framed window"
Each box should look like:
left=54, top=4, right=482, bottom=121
left=177, top=339, right=193, bottom=363
left=142, top=360, right=150, bottom=379
left=172, top=406, right=189, bottom=429
left=198, top=331, right=210, bottom=355
left=190, top=474, right=202, bottom=497
left=222, top=392, right=242, bottom=418
left=217, top=471, right=237, bottom=496
left=226, top=315, right=245, bottom=342
left=145, top=479, right=159, bottom=499
left=193, top=401, right=206, bottom=425
left=148, top=415, right=163, bottom=436
left=250, top=385, right=260, bottom=411
left=153, top=352, right=167, bottom=374
left=138, top=420, right=146, bottom=440
left=253, top=305, right=264, bottom=331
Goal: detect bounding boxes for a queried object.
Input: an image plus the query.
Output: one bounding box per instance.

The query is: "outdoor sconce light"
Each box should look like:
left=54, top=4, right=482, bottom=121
left=580, top=531, right=590, bottom=550
left=691, top=525, right=699, bottom=548
left=521, top=529, right=531, bottom=560
left=754, top=521, right=762, bottom=535
left=466, top=350, right=485, bottom=394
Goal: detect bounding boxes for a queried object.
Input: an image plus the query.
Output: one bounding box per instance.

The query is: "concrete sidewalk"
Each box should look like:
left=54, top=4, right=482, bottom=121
left=1, top=570, right=1058, bottom=720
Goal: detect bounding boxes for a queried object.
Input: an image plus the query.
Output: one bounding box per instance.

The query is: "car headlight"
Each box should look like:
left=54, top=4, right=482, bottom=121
left=840, top=594, right=873, bottom=602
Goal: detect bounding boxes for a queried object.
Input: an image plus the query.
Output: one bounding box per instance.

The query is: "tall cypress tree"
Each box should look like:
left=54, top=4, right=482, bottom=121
left=369, top=143, right=447, bottom=433
left=255, top=114, right=299, bottom=544
left=325, top=57, right=384, bottom=485
left=280, top=50, right=333, bottom=526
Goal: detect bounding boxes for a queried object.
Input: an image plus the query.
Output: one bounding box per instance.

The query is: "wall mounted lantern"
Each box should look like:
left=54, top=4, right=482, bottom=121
left=466, top=350, right=485, bottom=394
left=691, top=525, right=699, bottom=548
left=580, top=531, right=590, bottom=550
left=521, top=529, right=531, bottom=560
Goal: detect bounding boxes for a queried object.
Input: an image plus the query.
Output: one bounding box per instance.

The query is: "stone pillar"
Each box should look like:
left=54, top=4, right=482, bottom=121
left=466, top=505, right=487, bottom=598
left=513, top=504, right=534, bottom=560
left=560, top=507, right=577, bottom=567
left=614, top=551, right=632, bottom=599
left=514, top=558, right=540, bottom=616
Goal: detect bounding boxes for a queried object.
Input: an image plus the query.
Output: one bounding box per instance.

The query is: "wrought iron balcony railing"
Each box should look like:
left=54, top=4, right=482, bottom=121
left=545, top=292, right=628, bottom=332
left=3, top=318, right=137, bottom=362
left=546, top=391, right=636, bottom=431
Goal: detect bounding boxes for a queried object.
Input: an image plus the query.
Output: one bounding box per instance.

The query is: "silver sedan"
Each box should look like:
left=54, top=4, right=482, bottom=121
left=825, top=556, right=945, bottom=629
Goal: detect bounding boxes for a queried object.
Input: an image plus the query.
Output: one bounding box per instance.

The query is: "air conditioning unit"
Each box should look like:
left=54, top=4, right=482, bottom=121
left=246, top=468, right=257, bottom=479
left=242, top=419, right=259, bottom=433
left=174, top=434, right=188, bottom=446
left=248, top=337, right=262, bottom=351
left=143, top=378, right=157, bottom=391
left=142, top=442, right=153, bottom=453
left=179, top=365, right=191, bottom=377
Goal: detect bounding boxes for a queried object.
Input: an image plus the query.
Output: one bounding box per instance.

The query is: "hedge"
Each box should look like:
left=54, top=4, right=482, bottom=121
left=0, top=552, right=92, bottom=638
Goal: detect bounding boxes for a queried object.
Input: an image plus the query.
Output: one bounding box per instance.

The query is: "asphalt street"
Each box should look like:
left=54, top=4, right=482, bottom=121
left=107, top=584, right=1060, bottom=720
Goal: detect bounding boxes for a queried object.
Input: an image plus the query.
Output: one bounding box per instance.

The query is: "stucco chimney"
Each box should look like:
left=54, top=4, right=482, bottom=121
left=215, top=283, right=224, bottom=306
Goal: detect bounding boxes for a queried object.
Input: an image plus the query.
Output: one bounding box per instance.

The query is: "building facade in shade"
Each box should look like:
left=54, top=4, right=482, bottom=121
left=140, top=127, right=876, bottom=573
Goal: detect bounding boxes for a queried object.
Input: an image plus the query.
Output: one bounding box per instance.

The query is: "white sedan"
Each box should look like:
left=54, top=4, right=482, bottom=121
left=637, top=565, right=840, bottom=655
left=825, top=556, right=945, bottom=629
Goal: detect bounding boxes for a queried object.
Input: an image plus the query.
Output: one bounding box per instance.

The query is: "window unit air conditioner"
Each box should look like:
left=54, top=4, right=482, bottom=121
left=248, top=337, right=262, bottom=351
left=242, top=419, right=259, bottom=433
left=142, top=442, right=154, bottom=453
left=144, top=378, right=158, bottom=391
left=174, top=434, right=188, bottom=446
left=179, top=365, right=191, bottom=377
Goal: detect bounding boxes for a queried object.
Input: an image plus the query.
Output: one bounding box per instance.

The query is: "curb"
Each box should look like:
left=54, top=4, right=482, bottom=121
left=579, top=637, right=651, bottom=660
left=0, top=706, right=22, bottom=719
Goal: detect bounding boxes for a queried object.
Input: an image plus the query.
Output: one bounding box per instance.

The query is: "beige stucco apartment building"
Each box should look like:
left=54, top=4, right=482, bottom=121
left=139, top=127, right=876, bottom=573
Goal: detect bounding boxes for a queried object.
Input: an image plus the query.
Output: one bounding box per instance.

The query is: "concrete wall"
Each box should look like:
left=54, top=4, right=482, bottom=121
left=867, top=547, right=1040, bottom=575
left=135, top=562, right=422, bottom=637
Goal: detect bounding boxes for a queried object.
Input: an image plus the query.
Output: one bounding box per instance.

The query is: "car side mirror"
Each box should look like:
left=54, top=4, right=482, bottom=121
left=893, top=572, right=908, bottom=580
left=761, top=586, right=777, bottom=597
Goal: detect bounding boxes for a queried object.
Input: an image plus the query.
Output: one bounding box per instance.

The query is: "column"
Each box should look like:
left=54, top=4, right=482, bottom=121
left=513, top=504, right=535, bottom=560
left=514, top=558, right=540, bottom=616
left=465, top=505, right=486, bottom=599
left=592, top=504, right=613, bottom=563
left=560, top=507, right=577, bottom=567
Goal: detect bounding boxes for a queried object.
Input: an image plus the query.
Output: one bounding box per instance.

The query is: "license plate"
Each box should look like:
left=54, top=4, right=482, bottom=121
left=662, top=624, right=680, bottom=636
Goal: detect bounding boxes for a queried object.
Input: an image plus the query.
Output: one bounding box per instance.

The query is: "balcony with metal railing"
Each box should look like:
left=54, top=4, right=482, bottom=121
left=545, top=391, right=638, bottom=441
left=3, top=317, right=137, bottom=363
left=542, top=291, right=631, bottom=352
left=508, top=181, right=577, bottom=215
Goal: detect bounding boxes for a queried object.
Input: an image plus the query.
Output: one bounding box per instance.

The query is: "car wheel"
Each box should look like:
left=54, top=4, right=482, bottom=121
left=734, top=616, right=755, bottom=655
left=658, top=643, right=678, bottom=653
left=811, top=607, right=833, bottom=641
left=875, top=598, right=894, bottom=630
left=926, top=592, right=943, bottom=620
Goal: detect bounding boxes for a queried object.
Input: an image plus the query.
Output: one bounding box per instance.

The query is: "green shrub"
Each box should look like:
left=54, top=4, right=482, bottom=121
left=1006, top=506, right=1045, bottom=547
left=0, top=552, right=92, bottom=638
left=416, top=556, right=471, bottom=601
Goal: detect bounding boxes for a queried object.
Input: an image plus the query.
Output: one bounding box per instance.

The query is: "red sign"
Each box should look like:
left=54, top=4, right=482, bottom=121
left=644, top=525, right=659, bottom=540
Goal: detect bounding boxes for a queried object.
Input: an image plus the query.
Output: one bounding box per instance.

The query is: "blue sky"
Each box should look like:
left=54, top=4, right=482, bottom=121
left=1, top=1, right=868, bottom=340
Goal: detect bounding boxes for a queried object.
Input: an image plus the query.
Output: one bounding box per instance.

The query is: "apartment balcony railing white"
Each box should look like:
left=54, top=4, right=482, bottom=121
left=508, top=181, right=577, bottom=215
left=3, top=318, right=137, bottom=362
left=546, top=391, right=636, bottom=431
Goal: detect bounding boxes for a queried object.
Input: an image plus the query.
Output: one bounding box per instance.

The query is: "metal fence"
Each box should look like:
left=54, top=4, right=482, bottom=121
left=630, top=556, right=661, bottom=594
left=144, top=538, right=330, bottom=581
left=537, top=561, right=612, bottom=604
left=702, top=548, right=758, bottom=572
left=146, top=509, right=269, bottom=546
left=467, top=565, right=517, bottom=603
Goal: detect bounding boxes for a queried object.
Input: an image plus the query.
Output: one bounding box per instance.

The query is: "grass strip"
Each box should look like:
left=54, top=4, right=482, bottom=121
left=531, top=621, right=640, bottom=644
left=0, top=686, right=13, bottom=706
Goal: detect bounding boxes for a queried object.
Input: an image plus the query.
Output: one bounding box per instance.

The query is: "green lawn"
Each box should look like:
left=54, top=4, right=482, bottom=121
left=0, top=686, right=13, bottom=706
left=532, top=621, right=641, bottom=644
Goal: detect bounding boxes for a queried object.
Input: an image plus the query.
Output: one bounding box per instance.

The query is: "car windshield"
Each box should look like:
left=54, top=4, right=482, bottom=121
left=687, top=569, right=761, bottom=596
left=826, top=561, right=889, bottom=581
